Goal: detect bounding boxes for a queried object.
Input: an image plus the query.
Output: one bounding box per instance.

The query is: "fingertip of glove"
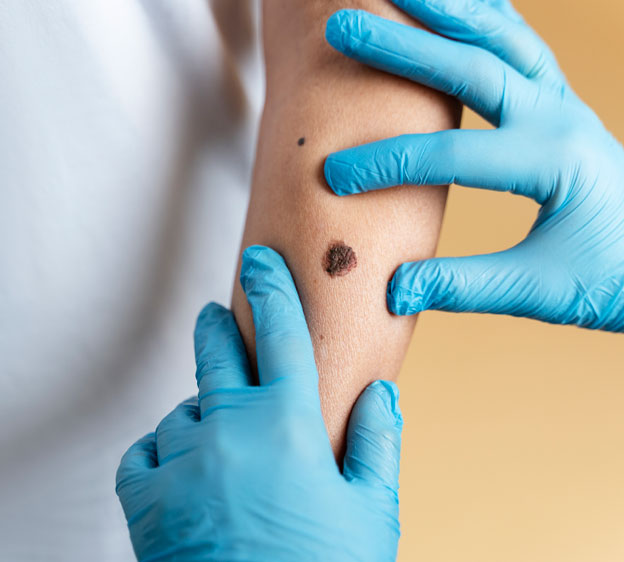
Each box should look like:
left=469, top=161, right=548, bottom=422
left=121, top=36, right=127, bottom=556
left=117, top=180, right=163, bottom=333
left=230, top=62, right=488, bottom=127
left=240, top=245, right=279, bottom=292
left=325, top=9, right=364, bottom=55
left=324, top=154, right=361, bottom=196
left=323, top=155, right=338, bottom=194
left=367, top=380, right=403, bottom=428
left=325, top=10, right=347, bottom=51
left=387, top=265, right=426, bottom=316
left=196, top=301, right=229, bottom=326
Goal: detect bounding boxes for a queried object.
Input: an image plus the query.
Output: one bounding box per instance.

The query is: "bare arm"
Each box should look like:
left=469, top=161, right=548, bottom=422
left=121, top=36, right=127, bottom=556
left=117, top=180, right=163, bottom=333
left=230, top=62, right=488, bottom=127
left=232, top=0, right=460, bottom=455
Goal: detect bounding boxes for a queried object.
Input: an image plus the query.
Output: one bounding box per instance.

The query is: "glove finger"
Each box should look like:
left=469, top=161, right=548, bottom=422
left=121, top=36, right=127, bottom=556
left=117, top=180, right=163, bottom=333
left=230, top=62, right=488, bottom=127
left=388, top=250, right=537, bottom=316
left=391, top=0, right=564, bottom=84
left=343, top=381, right=403, bottom=493
left=239, top=246, right=320, bottom=402
left=115, top=432, right=158, bottom=494
left=194, top=302, right=252, bottom=419
left=325, top=9, right=529, bottom=126
left=155, top=397, right=200, bottom=465
left=325, top=129, right=551, bottom=204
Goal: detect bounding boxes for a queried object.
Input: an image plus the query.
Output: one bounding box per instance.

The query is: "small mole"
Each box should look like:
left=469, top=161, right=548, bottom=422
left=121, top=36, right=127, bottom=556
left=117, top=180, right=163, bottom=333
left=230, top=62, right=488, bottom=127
left=320, top=334, right=325, bottom=341
left=297, top=137, right=305, bottom=146
left=323, top=241, right=357, bottom=277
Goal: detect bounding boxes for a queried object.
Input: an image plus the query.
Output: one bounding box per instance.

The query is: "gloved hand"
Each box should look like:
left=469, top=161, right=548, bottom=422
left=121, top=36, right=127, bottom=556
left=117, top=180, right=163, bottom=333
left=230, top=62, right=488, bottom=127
left=116, top=245, right=403, bottom=562
left=324, top=0, right=624, bottom=332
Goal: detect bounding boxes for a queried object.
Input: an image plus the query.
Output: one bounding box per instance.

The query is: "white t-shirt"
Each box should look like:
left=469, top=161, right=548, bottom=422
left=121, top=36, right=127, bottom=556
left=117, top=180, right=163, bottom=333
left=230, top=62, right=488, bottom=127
left=0, top=1, right=262, bottom=559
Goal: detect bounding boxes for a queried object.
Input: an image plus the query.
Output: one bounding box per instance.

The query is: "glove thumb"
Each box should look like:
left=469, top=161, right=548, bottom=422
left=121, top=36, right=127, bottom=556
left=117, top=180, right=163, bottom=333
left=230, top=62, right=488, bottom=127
left=343, top=380, right=403, bottom=491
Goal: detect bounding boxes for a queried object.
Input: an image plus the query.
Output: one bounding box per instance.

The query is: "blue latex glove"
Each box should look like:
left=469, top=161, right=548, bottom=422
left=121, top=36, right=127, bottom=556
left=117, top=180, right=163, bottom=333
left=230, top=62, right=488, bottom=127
left=324, top=0, right=624, bottom=332
left=116, top=245, right=403, bottom=562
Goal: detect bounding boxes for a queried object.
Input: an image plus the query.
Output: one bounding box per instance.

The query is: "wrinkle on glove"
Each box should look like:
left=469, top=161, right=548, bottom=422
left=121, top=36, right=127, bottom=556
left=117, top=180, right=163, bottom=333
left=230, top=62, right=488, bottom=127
left=117, top=246, right=404, bottom=562
left=325, top=0, right=624, bottom=332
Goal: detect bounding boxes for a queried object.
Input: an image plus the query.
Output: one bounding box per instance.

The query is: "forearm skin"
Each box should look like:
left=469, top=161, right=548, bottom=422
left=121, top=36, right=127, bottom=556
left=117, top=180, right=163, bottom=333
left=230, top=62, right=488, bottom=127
left=232, top=0, right=460, bottom=455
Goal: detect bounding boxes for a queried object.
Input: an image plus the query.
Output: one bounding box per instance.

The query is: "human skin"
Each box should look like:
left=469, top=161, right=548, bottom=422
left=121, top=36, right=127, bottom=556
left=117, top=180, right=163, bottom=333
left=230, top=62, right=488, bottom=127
left=232, top=0, right=461, bottom=456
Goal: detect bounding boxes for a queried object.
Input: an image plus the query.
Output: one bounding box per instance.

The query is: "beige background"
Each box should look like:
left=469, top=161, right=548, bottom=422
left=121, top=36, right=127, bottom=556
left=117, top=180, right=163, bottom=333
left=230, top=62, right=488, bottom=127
left=397, top=1, right=624, bottom=560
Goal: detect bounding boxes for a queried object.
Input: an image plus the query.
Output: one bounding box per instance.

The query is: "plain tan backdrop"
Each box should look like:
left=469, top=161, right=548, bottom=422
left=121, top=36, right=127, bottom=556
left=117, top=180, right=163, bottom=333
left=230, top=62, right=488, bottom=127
left=396, top=1, right=624, bottom=560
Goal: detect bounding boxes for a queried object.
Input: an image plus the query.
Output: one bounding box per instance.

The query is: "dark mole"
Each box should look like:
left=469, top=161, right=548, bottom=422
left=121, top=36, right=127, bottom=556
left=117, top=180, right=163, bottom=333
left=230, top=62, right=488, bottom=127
left=323, top=241, right=357, bottom=277
left=297, top=137, right=305, bottom=146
